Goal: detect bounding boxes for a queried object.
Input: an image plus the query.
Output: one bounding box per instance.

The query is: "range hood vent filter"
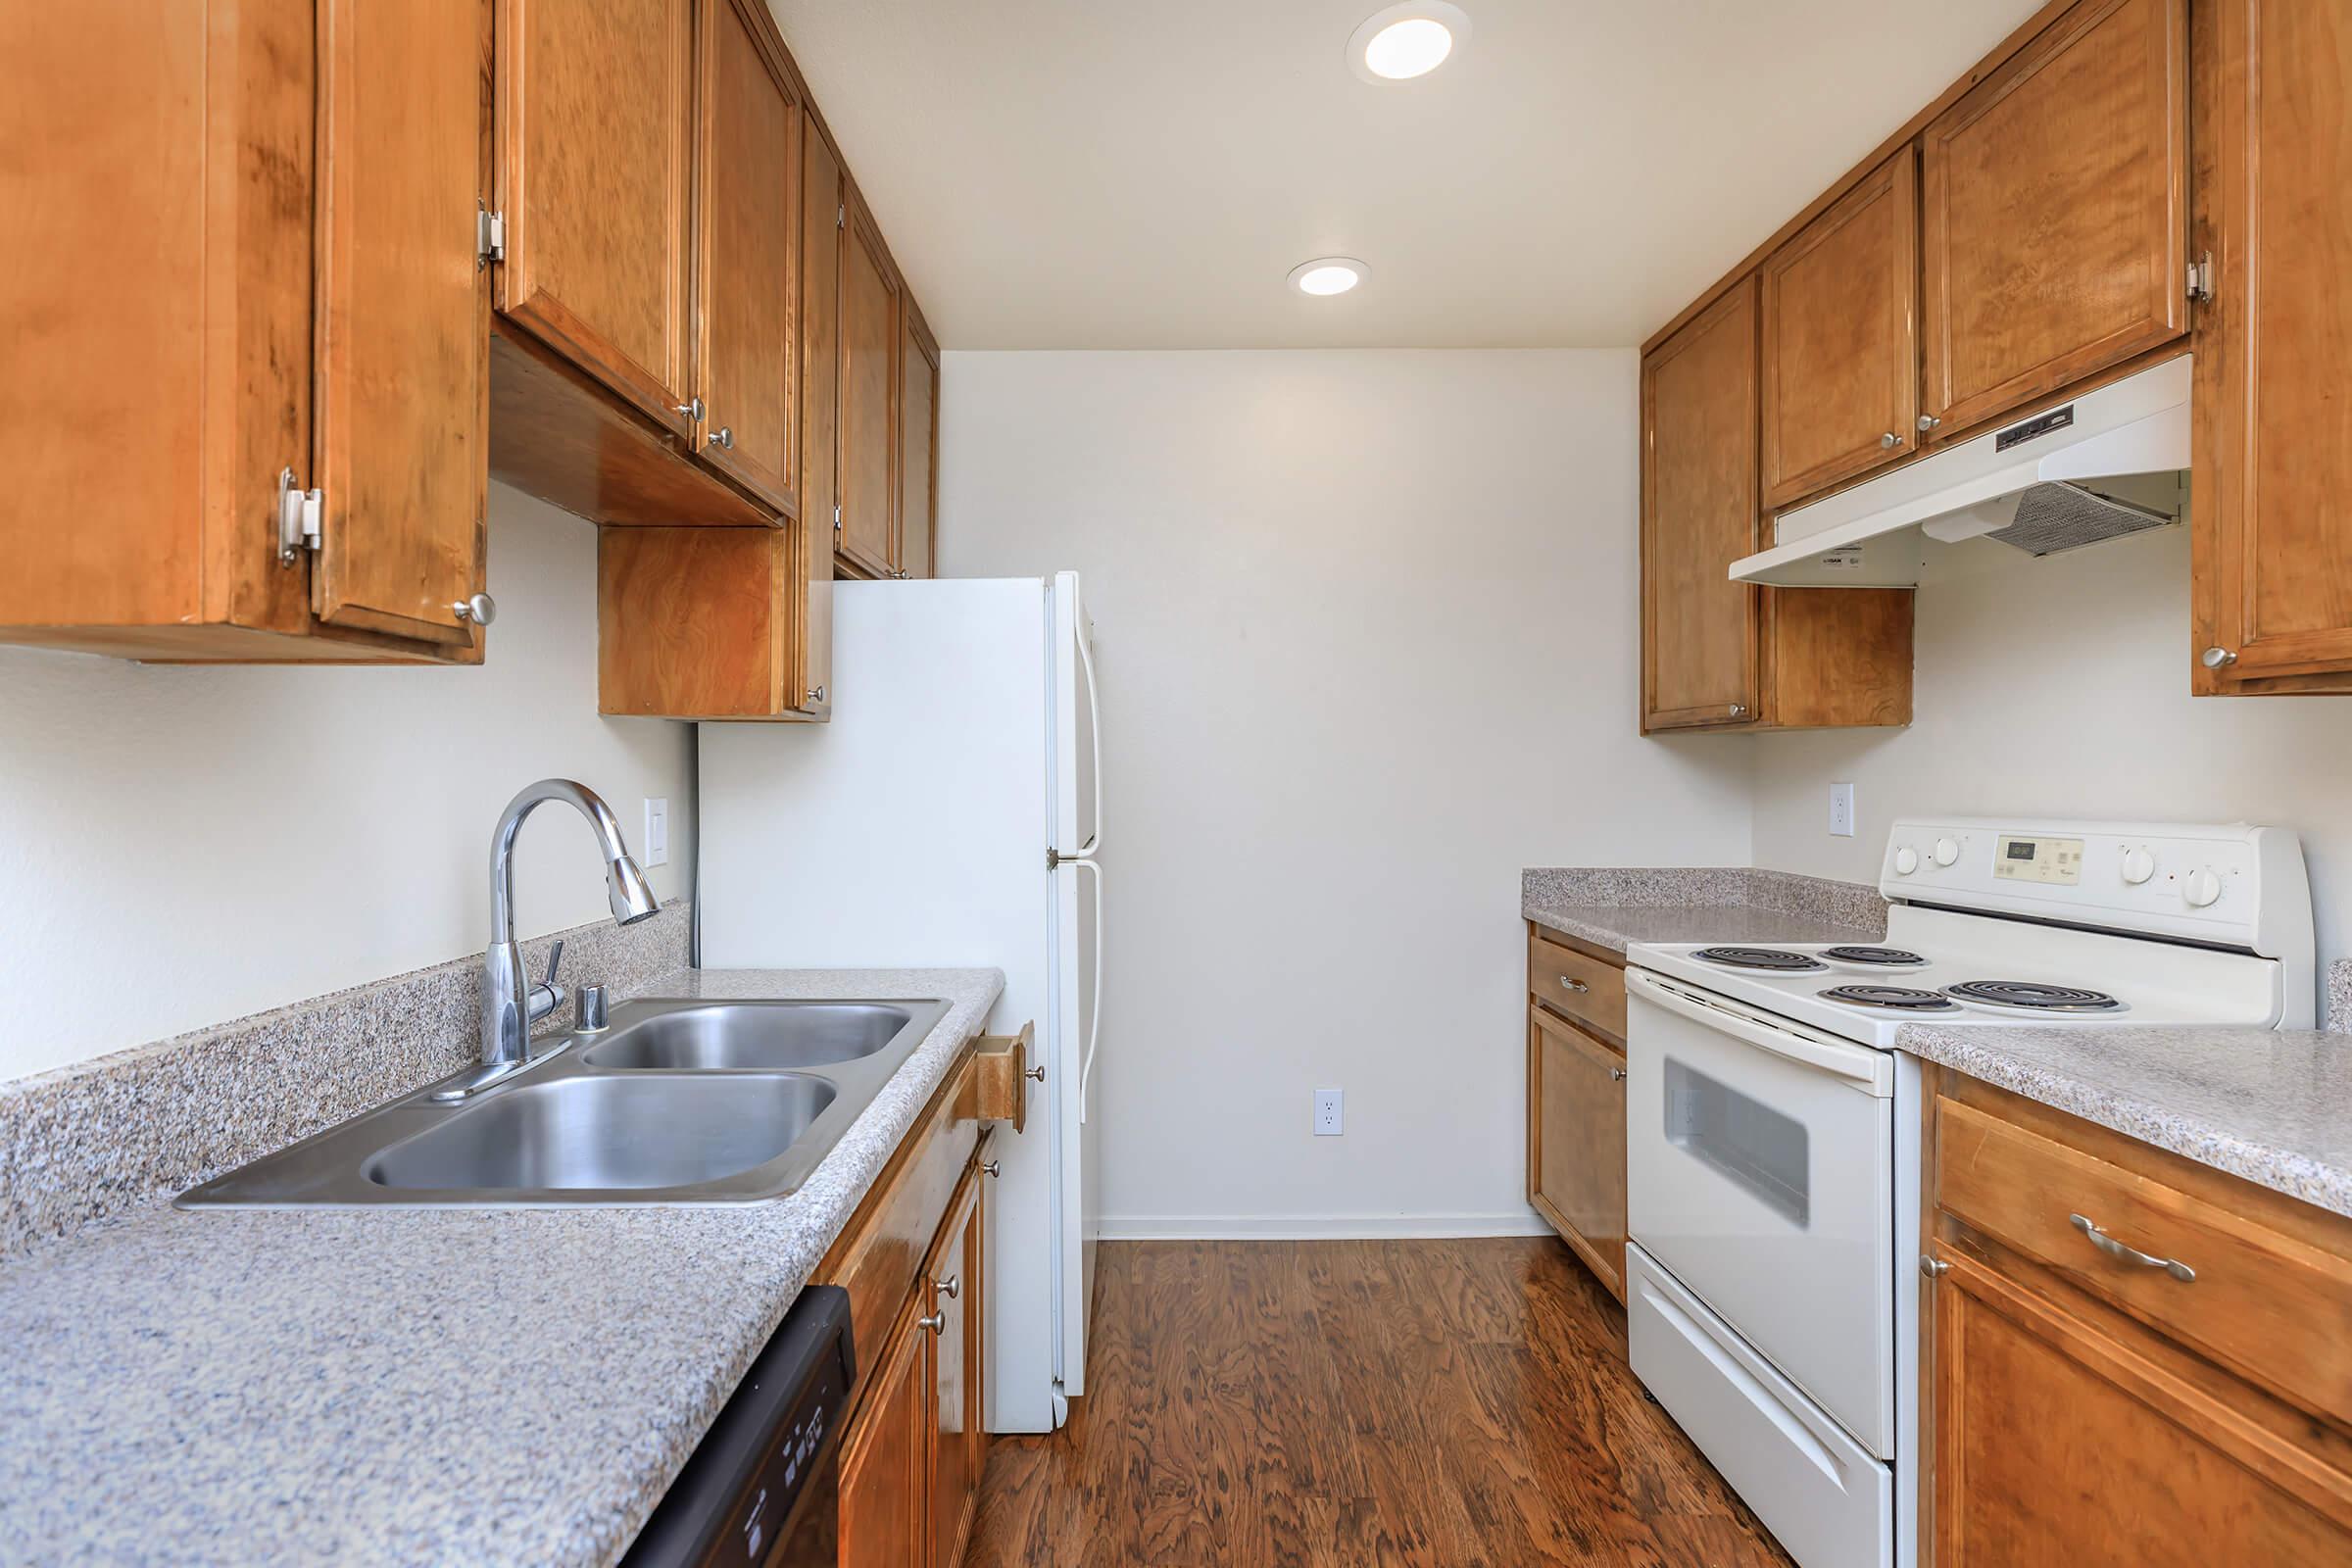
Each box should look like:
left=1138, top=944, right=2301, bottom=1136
left=1985, top=481, right=2176, bottom=558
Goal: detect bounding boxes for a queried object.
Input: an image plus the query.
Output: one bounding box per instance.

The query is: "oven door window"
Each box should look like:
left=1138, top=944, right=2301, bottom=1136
left=1663, top=1055, right=1809, bottom=1228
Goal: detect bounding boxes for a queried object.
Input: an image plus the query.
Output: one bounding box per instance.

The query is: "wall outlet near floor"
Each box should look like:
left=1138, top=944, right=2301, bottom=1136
left=1829, top=782, right=1856, bottom=838
left=1314, top=1088, right=1344, bottom=1137
left=642, top=798, right=670, bottom=867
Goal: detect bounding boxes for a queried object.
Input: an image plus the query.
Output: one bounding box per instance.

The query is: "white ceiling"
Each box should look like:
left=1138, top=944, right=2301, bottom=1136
left=766, top=0, right=2048, bottom=350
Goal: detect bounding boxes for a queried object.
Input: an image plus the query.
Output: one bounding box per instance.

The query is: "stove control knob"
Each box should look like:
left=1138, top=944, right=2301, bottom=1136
left=2183, top=868, right=2224, bottom=908
left=1893, top=846, right=1920, bottom=876
left=1932, top=837, right=1961, bottom=868
left=2120, top=848, right=2156, bottom=885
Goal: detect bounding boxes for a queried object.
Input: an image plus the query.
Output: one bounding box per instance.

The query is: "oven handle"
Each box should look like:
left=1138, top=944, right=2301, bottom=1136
left=1626, top=967, right=1894, bottom=1097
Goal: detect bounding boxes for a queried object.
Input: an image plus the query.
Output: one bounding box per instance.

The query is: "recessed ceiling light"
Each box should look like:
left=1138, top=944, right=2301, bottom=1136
left=1348, top=3, right=1471, bottom=83
left=1289, top=258, right=1368, bottom=297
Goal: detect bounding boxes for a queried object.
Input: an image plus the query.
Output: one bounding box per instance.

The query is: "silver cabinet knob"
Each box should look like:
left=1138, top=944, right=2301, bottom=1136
left=2202, top=647, right=2238, bottom=669
left=1728, top=703, right=1748, bottom=718
left=806, top=685, right=826, bottom=705
left=1920, top=1255, right=1948, bottom=1279
left=1026, top=1063, right=1046, bottom=1082
left=674, top=396, right=705, bottom=421
left=1917, top=414, right=1941, bottom=433
left=710, top=425, right=734, bottom=450
left=1608, top=1065, right=1627, bottom=1083
left=934, top=1275, right=959, bottom=1300
left=1880, top=431, right=1903, bottom=450
left=982, top=1159, right=1002, bottom=1178
left=916, top=1309, right=948, bottom=1335
left=453, top=593, right=496, bottom=625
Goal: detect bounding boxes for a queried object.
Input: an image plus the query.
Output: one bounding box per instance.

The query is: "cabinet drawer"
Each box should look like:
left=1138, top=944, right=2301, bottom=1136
left=819, top=1052, right=980, bottom=1393
left=1528, top=930, right=1627, bottom=1044
left=1936, top=1095, right=2352, bottom=1427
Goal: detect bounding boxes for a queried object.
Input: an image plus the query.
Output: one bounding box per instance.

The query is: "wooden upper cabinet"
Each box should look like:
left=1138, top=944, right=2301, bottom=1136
left=313, top=0, right=490, bottom=649
left=799, top=116, right=844, bottom=707
left=1761, top=148, right=1919, bottom=509
left=496, top=0, right=696, bottom=434
left=1642, top=278, right=1762, bottom=730
left=839, top=191, right=902, bottom=578
left=1921, top=0, right=2188, bottom=440
left=691, top=0, right=798, bottom=514
left=2192, top=0, right=2352, bottom=692
left=897, top=307, right=941, bottom=580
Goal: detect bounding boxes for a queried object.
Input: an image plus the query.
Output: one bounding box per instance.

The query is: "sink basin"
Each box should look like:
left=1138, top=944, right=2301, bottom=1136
left=174, top=995, right=950, bottom=1208
left=582, top=1002, right=911, bottom=1072
left=365, top=1074, right=834, bottom=1192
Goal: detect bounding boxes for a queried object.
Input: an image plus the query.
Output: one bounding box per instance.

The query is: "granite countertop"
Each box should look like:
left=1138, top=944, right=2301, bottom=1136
left=1896, top=1019, right=2352, bottom=1218
left=0, top=965, right=1004, bottom=1568
left=1522, top=866, right=1887, bottom=954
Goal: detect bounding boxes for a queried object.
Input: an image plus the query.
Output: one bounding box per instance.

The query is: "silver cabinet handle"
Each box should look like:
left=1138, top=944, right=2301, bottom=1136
left=916, top=1309, right=947, bottom=1335
left=2070, top=1213, right=2195, bottom=1282
left=2202, top=647, right=2238, bottom=669
left=1558, top=976, right=1590, bottom=994
left=710, top=425, right=734, bottom=450
left=806, top=685, right=826, bottom=705
left=982, top=1159, right=1002, bottom=1178
left=1608, top=1065, right=1627, bottom=1083
left=1880, top=431, right=1903, bottom=449
left=674, top=396, right=704, bottom=421
left=1916, top=414, right=1941, bottom=433
left=934, top=1275, right=959, bottom=1300
left=1920, top=1254, right=1948, bottom=1279
left=453, top=592, right=496, bottom=625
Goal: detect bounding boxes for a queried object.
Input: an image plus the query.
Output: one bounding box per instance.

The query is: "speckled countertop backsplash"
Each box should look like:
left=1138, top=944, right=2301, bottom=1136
left=1521, top=866, right=1888, bottom=952
left=2329, top=958, right=2352, bottom=1033
left=0, top=902, right=693, bottom=1260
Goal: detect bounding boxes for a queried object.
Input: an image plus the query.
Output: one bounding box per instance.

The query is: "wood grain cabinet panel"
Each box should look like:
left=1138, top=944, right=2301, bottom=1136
left=926, top=1170, right=984, bottom=1568
left=897, top=307, right=941, bottom=581
left=838, top=191, right=901, bottom=578
left=798, top=115, right=845, bottom=708
left=1761, top=148, right=1919, bottom=509
left=496, top=0, right=696, bottom=433
left=1528, top=1004, right=1627, bottom=1303
left=1921, top=0, right=2188, bottom=440
left=1642, top=277, right=1764, bottom=730
left=689, top=0, right=799, bottom=515
left=2191, top=0, right=2352, bottom=691
left=838, top=1310, right=928, bottom=1568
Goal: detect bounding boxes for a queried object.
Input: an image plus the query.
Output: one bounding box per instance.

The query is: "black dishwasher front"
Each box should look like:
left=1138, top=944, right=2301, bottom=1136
left=624, top=1284, right=855, bottom=1568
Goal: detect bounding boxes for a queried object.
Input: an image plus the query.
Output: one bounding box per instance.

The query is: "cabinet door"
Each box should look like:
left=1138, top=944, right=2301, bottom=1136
left=692, top=0, right=797, bottom=513
left=1928, top=1248, right=2352, bottom=1566
left=1529, top=1007, right=1627, bottom=1301
left=2193, top=0, right=2352, bottom=689
left=927, top=1173, right=983, bottom=1568
left=896, top=310, right=940, bottom=580
left=496, top=0, right=695, bottom=433
left=1642, top=276, right=1762, bottom=732
left=312, top=0, right=490, bottom=649
left=838, top=1314, right=928, bottom=1568
left=838, top=192, right=901, bottom=578
left=797, top=117, right=842, bottom=713
left=1761, top=148, right=1919, bottom=509
left=1921, top=0, right=2187, bottom=439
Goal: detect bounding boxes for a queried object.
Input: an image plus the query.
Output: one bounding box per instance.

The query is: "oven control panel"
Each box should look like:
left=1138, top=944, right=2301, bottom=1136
left=1878, top=817, right=2311, bottom=957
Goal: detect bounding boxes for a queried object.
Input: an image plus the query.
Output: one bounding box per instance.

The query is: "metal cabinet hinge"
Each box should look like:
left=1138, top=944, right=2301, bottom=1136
left=836, top=201, right=846, bottom=229
left=2186, top=251, right=2214, bottom=304
left=477, top=203, right=507, bottom=269
left=275, top=466, right=321, bottom=564
left=832, top=503, right=843, bottom=536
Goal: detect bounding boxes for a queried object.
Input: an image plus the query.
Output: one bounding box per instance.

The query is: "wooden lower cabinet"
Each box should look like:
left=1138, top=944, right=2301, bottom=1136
left=1526, top=924, right=1629, bottom=1302
left=1922, top=1069, right=2352, bottom=1565
left=839, top=1306, right=930, bottom=1568
left=928, top=1172, right=985, bottom=1568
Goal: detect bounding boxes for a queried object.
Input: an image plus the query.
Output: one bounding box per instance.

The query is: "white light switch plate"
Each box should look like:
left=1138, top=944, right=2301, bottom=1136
left=1314, top=1088, right=1344, bottom=1136
left=1829, top=782, right=1856, bottom=838
left=643, top=798, right=670, bottom=866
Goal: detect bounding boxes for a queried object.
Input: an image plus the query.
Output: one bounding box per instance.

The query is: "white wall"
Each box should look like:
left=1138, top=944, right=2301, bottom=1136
left=938, top=350, right=1753, bottom=1235
left=1753, top=524, right=2352, bottom=978
left=0, top=482, right=695, bottom=1081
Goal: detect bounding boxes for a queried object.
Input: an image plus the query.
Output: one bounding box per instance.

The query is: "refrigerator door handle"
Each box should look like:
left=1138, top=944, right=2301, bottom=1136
left=1073, top=857, right=1102, bottom=1120
left=1074, top=614, right=1102, bottom=858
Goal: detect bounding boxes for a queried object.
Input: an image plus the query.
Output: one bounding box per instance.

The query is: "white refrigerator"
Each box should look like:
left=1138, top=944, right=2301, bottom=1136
left=697, top=573, right=1102, bottom=1433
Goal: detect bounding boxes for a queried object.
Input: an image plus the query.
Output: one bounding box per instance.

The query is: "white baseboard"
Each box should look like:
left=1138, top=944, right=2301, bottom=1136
left=1096, top=1211, right=1557, bottom=1241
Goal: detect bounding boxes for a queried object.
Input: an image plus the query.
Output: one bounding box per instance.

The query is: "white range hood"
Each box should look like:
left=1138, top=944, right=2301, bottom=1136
left=1731, top=355, right=2191, bottom=587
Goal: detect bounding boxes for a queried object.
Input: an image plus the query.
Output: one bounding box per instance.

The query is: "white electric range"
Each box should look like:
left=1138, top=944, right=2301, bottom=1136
left=1620, top=818, right=2314, bottom=1568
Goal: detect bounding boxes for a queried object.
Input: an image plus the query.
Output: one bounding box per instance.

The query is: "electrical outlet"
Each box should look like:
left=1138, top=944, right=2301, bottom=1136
left=642, top=798, right=670, bottom=867
left=1314, top=1088, right=1344, bottom=1137
left=1829, top=782, right=1856, bottom=838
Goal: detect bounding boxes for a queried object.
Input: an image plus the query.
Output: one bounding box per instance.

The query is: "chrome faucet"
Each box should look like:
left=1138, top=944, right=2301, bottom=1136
left=434, top=779, right=660, bottom=1102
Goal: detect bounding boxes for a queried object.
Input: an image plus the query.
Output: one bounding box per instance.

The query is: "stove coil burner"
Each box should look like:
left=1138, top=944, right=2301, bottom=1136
left=1692, top=947, right=1829, bottom=972
left=1819, top=985, right=1960, bottom=1011
left=1820, top=946, right=1928, bottom=968
left=1944, top=980, right=2125, bottom=1013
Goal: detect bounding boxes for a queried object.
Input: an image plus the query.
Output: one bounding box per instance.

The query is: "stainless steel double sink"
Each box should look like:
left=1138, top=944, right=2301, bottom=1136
left=177, top=997, right=949, bottom=1208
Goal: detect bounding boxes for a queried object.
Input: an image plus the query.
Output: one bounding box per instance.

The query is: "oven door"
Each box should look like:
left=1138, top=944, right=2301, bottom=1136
left=1625, top=966, right=1895, bottom=1458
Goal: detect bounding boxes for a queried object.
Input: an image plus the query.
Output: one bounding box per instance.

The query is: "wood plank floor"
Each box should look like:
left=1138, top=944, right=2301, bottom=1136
left=963, top=1238, right=1794, bottom=1567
